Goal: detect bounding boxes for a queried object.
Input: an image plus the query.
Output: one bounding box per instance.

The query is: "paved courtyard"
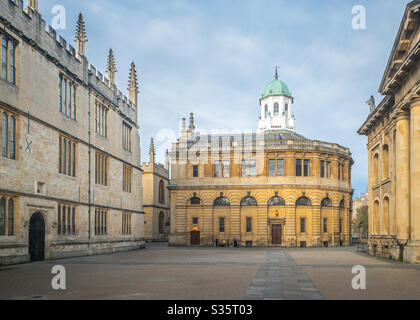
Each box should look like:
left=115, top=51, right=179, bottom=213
left=0, top=243, right=420, bottom=300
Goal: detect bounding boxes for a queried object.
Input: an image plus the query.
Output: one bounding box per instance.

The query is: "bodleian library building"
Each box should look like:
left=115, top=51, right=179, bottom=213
left=0, top=1, right=145, bottom=265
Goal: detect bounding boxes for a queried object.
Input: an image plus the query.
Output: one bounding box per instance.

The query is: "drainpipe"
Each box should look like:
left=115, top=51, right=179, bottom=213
left=88, top=87, right=92, bottom=241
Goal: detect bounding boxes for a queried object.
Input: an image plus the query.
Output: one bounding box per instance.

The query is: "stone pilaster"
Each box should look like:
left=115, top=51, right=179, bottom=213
left=332, top=206, right=339, bottom=246
left=285, top=205, right=296, bottom=246
left=410, top=101, right=420, bottom=241
left=202, top=206, right=214, bottom=245
left=311, top=205, right=321, bottom=246
left=257, top=206, right=268, bottom=246
left=395, top=110, right=410, bottom=241
left=230, top=206, right=241, bottom=241
left=344, top=206, right=351, bottom=246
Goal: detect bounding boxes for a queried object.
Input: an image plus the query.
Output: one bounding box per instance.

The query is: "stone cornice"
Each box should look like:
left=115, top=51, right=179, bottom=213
left=0, top=188, right=145, bottom=215
left=379, top=1, right=420, bottom=94
left=358, top=95, right=394, bottom=136
left=168, top=184, right=352, bottom=194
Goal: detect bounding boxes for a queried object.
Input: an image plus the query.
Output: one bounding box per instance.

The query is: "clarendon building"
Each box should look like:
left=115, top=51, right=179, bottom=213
left=169, top=71, right=354, bottom=247
left=358, top=0, right=420, bottom=263
left=0, top=1, right=145, bottom=265
left=141, top=138, right=170, bottom=242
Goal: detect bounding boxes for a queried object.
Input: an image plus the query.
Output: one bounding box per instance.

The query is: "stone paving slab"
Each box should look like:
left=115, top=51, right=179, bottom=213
left=244, top=250, right=324, bottom=300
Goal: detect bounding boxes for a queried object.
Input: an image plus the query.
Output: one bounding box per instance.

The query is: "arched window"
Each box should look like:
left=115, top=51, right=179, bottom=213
left=241, top=196, right=257, bottom=206
left=268, top=196, right=285, bottom=206
left=382, top=145, right=389, bottom=180
left=274, top=103, right=279, bottom=116
left=0, top=197, right=5, bottom=235
left=373, top=153, right=379, bottom=185
left=265, top=105, right=269, bottom=118
left=339, top=199, right=345, bottom=209
left=190, top=196, right=201, bottom=205
left=296, top=197, right=311, bottom=206
left=158, top=212, right=165, bottom=233
left=214, top=197, right=230, bottom=206
left=158, top=180, right=165, bottom=203
left=284, top=104, right=289, bottom=117
left=321, top=198, right=332, bottom=207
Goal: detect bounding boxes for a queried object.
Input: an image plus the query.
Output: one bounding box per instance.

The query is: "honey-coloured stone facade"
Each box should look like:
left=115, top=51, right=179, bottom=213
left=169, top=114, right=354, bottom=248
left=141, top=139, right=170, bottom=241
left=358, top=1, right=420, bottom=263
left=0, top=1, right=144, bottom=265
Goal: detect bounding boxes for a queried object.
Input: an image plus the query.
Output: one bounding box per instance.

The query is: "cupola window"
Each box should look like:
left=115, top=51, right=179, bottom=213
left=274, top=103, right=279, bottom=116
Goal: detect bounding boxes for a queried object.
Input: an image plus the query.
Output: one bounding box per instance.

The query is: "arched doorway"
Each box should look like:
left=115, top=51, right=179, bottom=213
left=29, top=213, right=45, bottom=262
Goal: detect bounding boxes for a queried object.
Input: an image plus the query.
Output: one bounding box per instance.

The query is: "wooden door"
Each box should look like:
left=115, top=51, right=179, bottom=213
left=191, top=231, right=200, bottom=245
left=29, top=213, right=45, bottom=261
left=272, top=224, right=282, bottom=245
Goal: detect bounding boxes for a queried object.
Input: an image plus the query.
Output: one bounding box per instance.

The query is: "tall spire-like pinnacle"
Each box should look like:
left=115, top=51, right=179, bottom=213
left=165, top=149, right=170, bottom=170
left=128, top=62, right=139, bottom=106
left=274, top=66, right=279, bottom=80
left=189, top=113, right=195, bottom=131
left=28, top=0, right=38, bottom=11
left=107, top=49, right=117, bottom=85
left=75, top=13, right=88, bottom=57
left=149, top=138, right=155, bottom=164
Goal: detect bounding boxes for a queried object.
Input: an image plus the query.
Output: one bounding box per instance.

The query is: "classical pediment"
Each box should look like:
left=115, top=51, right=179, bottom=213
left=379, top=1, right=420, bottom=95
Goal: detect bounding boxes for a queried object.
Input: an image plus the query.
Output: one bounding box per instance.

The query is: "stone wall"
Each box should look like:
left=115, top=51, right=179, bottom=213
left=0, top=1, right=144, bottom=265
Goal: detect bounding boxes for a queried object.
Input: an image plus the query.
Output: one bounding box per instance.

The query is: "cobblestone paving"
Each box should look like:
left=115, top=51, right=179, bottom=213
left=244, top=250, right=323, bottom=300
left=1, top=244, right=420, bottom=300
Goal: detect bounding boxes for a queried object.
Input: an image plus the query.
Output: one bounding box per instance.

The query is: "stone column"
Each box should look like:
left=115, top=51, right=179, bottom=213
left=410, top=101, right=420, bottom=241
left=395, top=110, right=410, bottom=241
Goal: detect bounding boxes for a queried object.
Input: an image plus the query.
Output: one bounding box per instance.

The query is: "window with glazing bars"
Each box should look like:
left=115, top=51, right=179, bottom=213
left=95, top=152, right=108, bottom=186
left=57, top=205, right=76, bottom=235
left=1, top=33, right=16, bottom=85
left=59, top=136, right=76, bottom=177
left=123, top=165, right=132, bottom=193
left=122, top=121, right=132, bottom=151
left=1, top=111, right=16, bottom=160
left=58, top=74, right=77, bottom=119
left=95, top=208, right=107, bottom=235
left=122, top=212, right=132, bottom=235
left=95, top=101, right=108, bottom=137
left=0, top=196, right=14, bottom=236
left=241, top=159, right=257, bottom=177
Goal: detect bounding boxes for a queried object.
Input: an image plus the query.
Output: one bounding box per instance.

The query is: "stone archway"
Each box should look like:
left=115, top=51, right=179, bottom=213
left=29, top=212, right=45, bottom=262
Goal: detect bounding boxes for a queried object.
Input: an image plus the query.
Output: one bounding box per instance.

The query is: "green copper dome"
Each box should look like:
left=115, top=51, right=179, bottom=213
left=261, top=77, right=293, bottom=99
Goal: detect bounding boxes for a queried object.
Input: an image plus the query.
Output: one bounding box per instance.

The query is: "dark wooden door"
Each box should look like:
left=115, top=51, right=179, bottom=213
left=272, top=224, right=282, bottom=245
left=29, top=213, right=45, bottom=262
left=191, top=231, right=200, bottom=245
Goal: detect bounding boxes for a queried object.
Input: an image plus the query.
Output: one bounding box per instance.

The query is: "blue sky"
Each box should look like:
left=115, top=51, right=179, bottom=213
left=35, top=0, right=410, bottom=197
